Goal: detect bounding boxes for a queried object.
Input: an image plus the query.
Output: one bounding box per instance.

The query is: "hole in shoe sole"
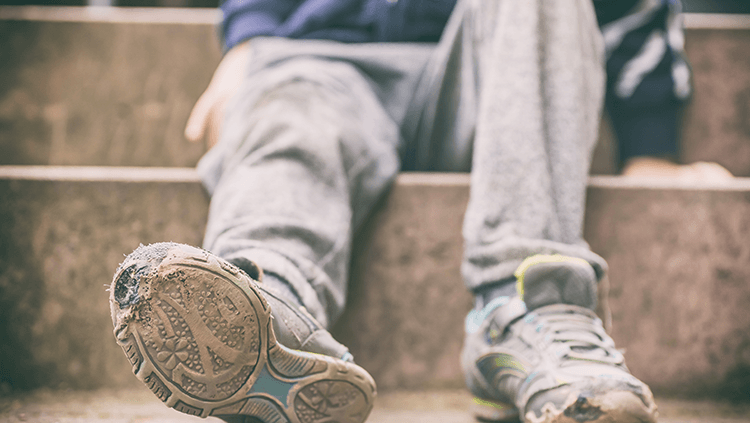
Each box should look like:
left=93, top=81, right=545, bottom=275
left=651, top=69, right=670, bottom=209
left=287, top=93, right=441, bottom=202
left=115, top=264, right=148, bottom=309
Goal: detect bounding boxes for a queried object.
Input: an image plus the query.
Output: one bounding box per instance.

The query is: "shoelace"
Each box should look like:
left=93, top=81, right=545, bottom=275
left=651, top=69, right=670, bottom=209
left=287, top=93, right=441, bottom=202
left=530, top=304, right=624, bottom=366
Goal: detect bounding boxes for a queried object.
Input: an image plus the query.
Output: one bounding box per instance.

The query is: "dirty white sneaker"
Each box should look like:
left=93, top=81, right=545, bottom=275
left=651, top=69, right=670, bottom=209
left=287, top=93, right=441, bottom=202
left=461, top=255, right=657, bottom=423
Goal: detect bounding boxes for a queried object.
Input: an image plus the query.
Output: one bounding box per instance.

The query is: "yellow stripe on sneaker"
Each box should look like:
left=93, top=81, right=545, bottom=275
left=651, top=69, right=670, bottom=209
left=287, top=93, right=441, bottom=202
left=473, top=397, right=508, bottom=409
left=513, top=254, right=591, bottom=300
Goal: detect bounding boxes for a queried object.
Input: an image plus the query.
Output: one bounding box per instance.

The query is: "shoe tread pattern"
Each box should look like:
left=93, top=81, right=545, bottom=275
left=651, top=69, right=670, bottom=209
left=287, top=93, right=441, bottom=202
left=138, top=259, right=261, bottom=402
left=294, top=380, right=369, bottom=423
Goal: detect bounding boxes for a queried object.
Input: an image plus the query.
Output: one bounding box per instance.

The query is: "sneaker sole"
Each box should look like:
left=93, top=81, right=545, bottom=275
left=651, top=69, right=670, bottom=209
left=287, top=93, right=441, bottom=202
left=471, top=397, right=519, bottom=422
left=109, top=243, right=376, bottom=423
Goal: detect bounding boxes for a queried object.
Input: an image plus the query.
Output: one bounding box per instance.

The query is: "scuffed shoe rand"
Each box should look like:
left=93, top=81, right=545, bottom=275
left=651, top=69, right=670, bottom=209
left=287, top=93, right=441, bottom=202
left=109, top=242, right=376, bottom=423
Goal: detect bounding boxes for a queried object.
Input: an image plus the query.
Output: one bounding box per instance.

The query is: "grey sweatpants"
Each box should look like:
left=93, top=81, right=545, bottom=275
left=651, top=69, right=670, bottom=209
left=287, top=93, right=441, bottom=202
left=198, top=0, right=609, bottom=328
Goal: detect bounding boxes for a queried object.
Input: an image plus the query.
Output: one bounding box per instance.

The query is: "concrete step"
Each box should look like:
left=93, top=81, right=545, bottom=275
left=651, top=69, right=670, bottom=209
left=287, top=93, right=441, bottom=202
left=2, top=166, right=750, bottom=400
left=0, top=7, right=221, bottom=168
left=0, top=166, right=208, bottom=391
left=2, top=7, right=750, bottom=175
left=2, top=388, right=750, bottom=423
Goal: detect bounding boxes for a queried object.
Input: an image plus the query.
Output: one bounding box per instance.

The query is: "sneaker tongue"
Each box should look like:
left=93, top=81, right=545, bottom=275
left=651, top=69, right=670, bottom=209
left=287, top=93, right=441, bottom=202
left=515, top=256, right=597, bottom=311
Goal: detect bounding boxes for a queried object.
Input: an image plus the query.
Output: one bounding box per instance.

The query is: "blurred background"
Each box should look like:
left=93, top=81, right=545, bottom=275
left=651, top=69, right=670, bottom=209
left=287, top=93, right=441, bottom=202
left=0, top=0, right=747, bottom=11
left=1, top=1, right=749, bottom=419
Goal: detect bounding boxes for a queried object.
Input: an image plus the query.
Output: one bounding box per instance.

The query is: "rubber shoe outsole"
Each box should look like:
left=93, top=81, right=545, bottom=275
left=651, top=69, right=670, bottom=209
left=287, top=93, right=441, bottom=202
left=109, top=243, right=376, bottom=423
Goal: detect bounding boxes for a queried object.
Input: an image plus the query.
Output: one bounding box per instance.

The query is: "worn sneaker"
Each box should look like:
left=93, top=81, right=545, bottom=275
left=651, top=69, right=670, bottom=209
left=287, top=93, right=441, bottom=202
left=109, top=242, right=376, bottom=423
left=461, top=255, right=657, bottom=423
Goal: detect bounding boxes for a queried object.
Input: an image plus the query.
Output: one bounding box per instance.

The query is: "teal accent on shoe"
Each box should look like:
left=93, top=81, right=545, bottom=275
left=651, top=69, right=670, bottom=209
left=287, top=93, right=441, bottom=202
left=248, top=365, right=296, bottom=406
left=341, top=352, right=354, bottom=362
left=465, top=296, right=512, bottom=334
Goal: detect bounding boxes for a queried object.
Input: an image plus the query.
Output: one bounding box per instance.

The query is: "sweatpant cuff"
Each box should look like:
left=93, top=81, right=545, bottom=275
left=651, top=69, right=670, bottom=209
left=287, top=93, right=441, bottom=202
left=462, top=239, right=608, bottom=291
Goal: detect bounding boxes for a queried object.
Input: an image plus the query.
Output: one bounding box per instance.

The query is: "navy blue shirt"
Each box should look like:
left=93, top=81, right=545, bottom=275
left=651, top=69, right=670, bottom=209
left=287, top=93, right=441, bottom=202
left=221, top=0, right=457, bottom=50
